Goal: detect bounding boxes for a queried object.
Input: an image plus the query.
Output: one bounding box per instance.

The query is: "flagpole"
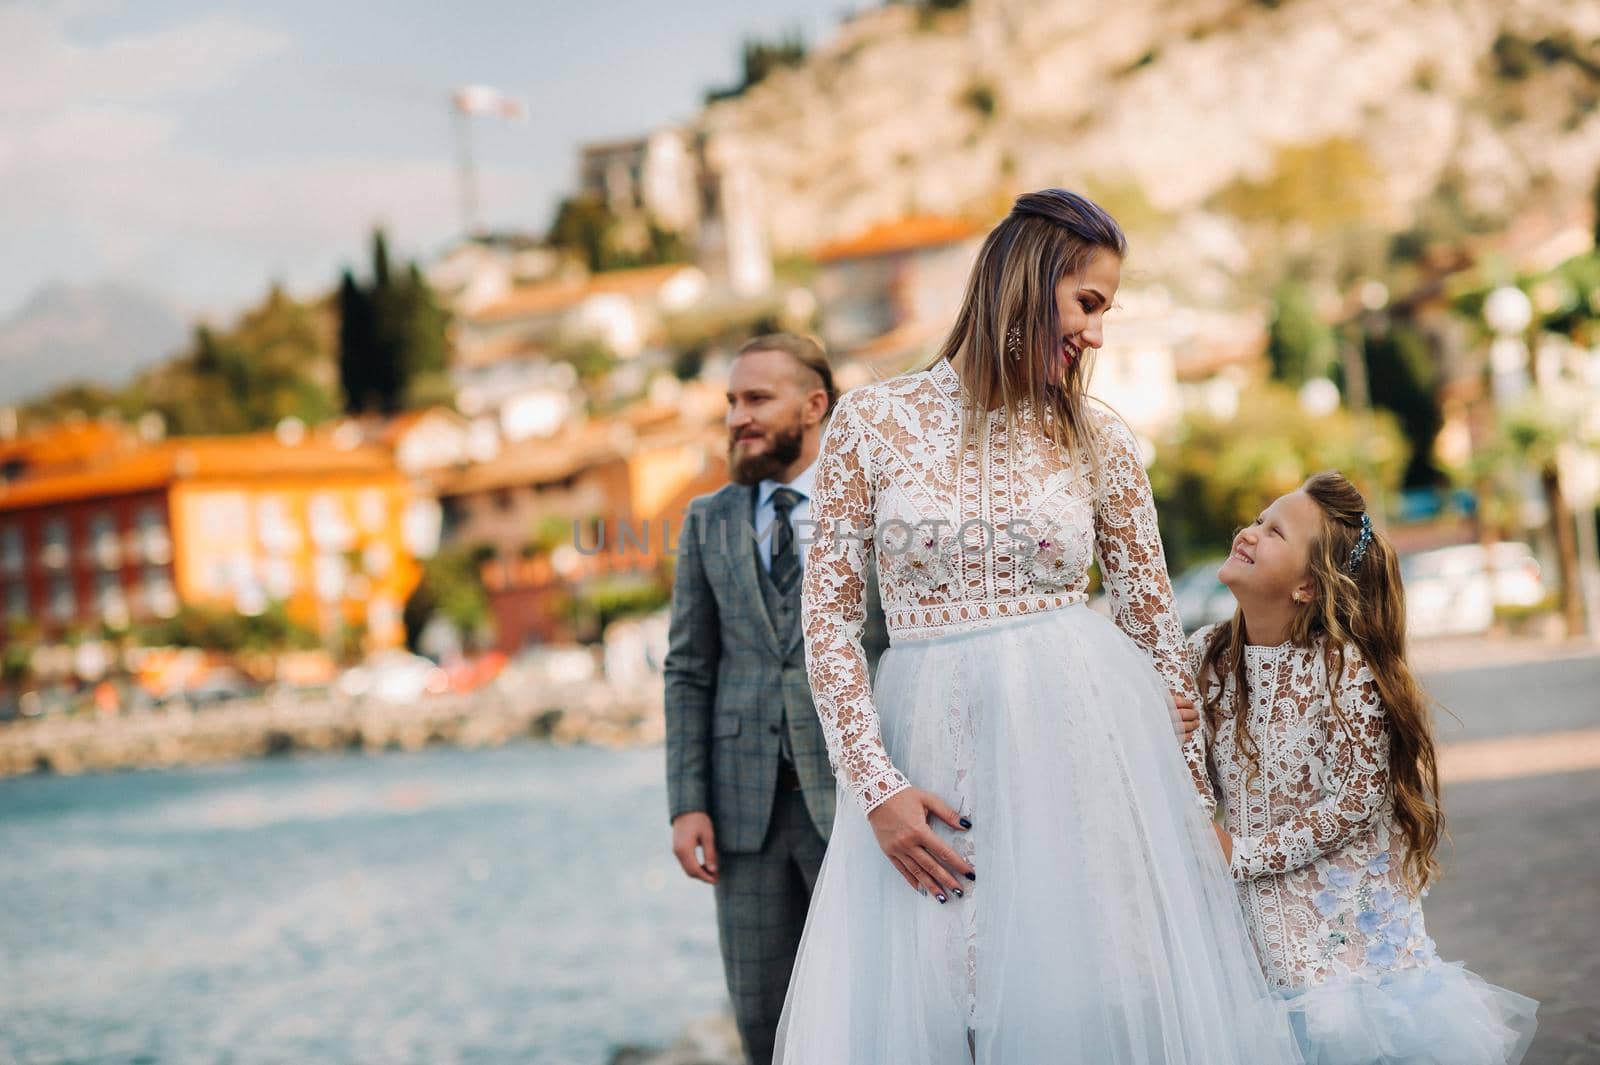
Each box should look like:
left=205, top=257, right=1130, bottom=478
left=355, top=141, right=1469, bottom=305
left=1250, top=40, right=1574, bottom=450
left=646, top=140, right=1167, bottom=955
left=454, top=101, right=480, bottom=239
left=451, top=85, right=525, bottom=240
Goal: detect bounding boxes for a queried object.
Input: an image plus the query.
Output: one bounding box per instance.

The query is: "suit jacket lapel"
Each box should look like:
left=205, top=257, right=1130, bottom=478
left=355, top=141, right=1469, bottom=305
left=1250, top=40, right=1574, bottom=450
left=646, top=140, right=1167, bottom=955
left=724, top=485, right=781, bottom=657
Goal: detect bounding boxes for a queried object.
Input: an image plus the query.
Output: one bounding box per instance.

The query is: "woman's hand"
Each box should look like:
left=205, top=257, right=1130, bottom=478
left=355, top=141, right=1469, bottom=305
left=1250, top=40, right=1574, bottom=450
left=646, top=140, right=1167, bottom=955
left=866, top=788, right=974, bottom=902
left=1213, top=823, right=1233, bottom=864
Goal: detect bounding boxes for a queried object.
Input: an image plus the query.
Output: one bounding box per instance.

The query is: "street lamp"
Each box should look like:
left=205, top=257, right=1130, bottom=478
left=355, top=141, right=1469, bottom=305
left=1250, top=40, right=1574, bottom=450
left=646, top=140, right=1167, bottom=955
left=1484, top=285, right=1534, bottom=405
left=1483, top=285, right=1547, bottom=529
left=1297, top=377, right=1341, bottom=418
left=1483, top=286, right=1600, bottom=638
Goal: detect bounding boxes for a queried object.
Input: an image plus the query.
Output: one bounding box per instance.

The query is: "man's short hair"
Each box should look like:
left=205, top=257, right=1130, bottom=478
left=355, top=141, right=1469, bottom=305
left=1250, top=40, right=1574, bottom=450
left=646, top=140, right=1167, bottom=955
left=736, top=333, right=838, bottom=414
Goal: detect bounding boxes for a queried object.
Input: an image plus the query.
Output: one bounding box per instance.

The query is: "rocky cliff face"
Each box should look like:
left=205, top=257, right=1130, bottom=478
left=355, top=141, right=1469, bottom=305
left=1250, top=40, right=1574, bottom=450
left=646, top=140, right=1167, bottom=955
left=700, top=0, right=1600, bottom=298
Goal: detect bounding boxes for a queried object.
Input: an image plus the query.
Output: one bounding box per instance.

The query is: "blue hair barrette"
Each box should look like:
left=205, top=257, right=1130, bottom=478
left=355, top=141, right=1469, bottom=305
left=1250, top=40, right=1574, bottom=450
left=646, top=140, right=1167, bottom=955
left=1345, top=513, right=1372, bottom=573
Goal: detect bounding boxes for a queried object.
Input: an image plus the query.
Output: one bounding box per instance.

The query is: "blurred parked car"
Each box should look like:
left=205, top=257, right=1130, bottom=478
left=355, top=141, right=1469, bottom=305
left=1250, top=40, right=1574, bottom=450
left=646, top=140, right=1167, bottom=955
left=498, top=645, right=597, bottom=693
left=1170, top=558, right=1234, bottom=634
left=1401, top=542, right=1546, bottom=639
left=180, top=668, right=262, bottom=709
left=337, top=650, right=449, bottom=704
left=19, top=684, right=80, bottom=717
left=442, top=651, right=507, bottom=694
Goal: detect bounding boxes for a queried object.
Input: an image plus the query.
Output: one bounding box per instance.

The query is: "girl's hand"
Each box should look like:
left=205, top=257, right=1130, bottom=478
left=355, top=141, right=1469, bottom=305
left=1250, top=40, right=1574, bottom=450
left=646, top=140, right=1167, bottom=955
left=1170, top=690, right=1199, bottom=743
left=866, top=788, right=974, bottom=901
left=1213, top=824, right=1234, bottom=864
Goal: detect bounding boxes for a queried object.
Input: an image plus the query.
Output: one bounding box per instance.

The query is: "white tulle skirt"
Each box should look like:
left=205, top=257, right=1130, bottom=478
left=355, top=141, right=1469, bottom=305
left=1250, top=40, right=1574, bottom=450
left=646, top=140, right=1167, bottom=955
left=1281, top=962, right=1538, bottom=1065
left=775, top=603, right=1304, bottom=1064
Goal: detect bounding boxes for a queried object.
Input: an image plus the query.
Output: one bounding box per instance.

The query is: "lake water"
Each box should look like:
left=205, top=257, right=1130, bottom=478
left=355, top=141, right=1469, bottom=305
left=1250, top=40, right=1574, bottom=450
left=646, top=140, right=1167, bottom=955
left=0, top=743, right=728, bottom=1064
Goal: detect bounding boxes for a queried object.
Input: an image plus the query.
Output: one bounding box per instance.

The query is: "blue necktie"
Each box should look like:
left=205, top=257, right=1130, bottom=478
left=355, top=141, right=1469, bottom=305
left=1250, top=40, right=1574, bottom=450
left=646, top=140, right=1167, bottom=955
left=769, top=487, right=803, bottom=594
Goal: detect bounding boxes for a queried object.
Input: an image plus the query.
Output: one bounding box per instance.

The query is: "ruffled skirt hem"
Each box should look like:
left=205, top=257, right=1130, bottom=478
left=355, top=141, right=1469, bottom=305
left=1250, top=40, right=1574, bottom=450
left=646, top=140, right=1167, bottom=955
left=1282, top=962, right=1538, bottom=1065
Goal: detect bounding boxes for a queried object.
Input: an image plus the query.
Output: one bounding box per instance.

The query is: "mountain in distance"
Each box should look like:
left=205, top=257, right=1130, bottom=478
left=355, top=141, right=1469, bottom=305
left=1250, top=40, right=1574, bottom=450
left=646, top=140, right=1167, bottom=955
left=0, top=281, right=188, bottom=406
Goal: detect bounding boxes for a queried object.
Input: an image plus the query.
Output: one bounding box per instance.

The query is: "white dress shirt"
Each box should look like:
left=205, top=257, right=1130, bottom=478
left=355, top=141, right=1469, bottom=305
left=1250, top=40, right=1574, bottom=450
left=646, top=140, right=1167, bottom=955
left=754, top=458, right=817, bottom=574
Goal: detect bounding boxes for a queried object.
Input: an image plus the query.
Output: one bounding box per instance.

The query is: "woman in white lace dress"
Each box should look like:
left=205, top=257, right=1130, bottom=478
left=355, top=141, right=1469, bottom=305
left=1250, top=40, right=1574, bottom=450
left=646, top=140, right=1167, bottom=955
left=776, top=190, right=1301, bottom=1063
left=1195, top=472, right=1537, bottom=1065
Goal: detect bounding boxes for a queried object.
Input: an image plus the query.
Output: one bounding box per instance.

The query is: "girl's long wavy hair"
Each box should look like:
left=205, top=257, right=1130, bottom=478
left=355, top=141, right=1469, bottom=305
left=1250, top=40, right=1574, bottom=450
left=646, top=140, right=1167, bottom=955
left=1200, top=471, right=1444, bottom=892
left=928, top=188, right=1127, bottom=464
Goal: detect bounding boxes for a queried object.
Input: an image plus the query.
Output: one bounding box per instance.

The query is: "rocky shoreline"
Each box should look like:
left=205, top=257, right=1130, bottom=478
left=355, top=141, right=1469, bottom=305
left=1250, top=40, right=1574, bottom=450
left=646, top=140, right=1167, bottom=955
left=0, top=681, right=664, bottom=778
left=607, top=1015, right=743, bottom=1065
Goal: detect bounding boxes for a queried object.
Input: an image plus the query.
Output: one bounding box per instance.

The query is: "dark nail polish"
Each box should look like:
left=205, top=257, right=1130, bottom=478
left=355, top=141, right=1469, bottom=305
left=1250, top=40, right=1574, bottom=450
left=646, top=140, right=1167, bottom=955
left=952, top=887, right=964, bottom=898
left=965, top=872, right=976, bottom=882
left=936, top=893, right=947, bottom=903
left=959, top=817, right=972, bottom=829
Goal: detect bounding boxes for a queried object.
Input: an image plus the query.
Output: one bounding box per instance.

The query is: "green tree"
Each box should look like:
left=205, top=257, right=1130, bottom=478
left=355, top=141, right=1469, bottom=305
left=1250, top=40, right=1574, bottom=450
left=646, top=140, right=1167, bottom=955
left=1212, top=138, right=1381, bottom=233
left=337, top=269, right=375, bottom=413
left=571, top=572, right=671, bottom=639
left=337, top=229, right=452, bottom=414
left=706, top=29, right=807, bottom=102
left=402, top=262, right=451, bottom=404
left=403, top=545, right=493, bottom=652
left=138, top=285, right=338, bottom=435
left=1351, top=318, right=1445, bottom=488
left=1474, top=399, right=1587, bottom=636
left=136, top=602, right=320, bottom=654
left=1150, top=383, right=1406, bottom=567
left=1592, top=171, right=1600, bottom=249
left=548, top=194, right=613, bottom=272
left=546, top=195, right=690, bottom=274
left=1266, top=282, right=1336, bottom=385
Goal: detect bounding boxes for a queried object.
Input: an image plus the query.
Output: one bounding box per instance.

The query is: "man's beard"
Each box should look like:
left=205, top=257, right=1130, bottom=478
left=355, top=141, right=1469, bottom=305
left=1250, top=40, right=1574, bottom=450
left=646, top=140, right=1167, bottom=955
left=728, top=423, right=804, bottom=485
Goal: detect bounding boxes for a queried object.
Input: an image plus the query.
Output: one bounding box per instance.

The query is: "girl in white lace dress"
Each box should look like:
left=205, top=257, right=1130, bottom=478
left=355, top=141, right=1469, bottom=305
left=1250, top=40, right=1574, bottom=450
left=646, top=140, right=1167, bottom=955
left=776, top=190, right=1301, bottom=1063
left=1195, top=472, right=1538, bottom=1065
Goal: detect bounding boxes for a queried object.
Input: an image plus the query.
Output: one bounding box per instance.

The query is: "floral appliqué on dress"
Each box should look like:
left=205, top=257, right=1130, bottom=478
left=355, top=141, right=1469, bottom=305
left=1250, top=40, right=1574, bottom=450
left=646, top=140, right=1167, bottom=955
left=1191, top=630, right=1440, bottom=990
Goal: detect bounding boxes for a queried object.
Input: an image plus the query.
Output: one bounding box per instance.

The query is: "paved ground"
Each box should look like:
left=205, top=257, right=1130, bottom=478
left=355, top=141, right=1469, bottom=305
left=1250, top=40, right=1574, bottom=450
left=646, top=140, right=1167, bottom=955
left=1421, top=652, right=1600, bottom=1065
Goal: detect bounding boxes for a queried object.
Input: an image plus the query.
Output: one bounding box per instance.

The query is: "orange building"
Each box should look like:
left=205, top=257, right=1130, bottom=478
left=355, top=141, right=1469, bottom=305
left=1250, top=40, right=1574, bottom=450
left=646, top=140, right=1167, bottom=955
left=433, top=397, right=729, bottom=650
left=813, top=214, right=983, bottom=373
left=0, top=431, right=434, bottom=649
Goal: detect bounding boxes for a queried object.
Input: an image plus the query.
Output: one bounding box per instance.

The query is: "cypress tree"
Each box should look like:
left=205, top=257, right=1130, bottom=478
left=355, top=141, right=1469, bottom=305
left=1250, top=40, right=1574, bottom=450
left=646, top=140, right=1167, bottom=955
left=337, top=269, right=374, bottom=414
left=338, top=229, right=452, bottom=414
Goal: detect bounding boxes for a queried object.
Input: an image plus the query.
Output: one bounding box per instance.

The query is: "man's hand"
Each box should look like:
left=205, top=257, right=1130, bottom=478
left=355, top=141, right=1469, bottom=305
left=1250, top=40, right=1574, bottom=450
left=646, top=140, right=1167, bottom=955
left=1171, top=691, right=1199, bottom=744
left=671, top=811, right=719, bottom=885
left=866, top=788, right=974, bottom=901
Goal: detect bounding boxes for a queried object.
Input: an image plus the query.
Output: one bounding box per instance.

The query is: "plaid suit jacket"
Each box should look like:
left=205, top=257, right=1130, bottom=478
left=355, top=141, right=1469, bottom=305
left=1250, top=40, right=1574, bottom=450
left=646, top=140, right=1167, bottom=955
left=664, top=481, right=890, bottom=854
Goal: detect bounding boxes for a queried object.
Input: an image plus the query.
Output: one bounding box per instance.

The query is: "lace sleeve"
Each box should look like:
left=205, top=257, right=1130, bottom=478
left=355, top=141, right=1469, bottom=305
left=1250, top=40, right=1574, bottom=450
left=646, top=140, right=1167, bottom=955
left=1186, top=625, right=1224, bottom=808
left=1230, top=648, right=1390, bottom=880
left=1092, top=412, right=1214, bottom=813
left=801, top=390, right=911, bottom=816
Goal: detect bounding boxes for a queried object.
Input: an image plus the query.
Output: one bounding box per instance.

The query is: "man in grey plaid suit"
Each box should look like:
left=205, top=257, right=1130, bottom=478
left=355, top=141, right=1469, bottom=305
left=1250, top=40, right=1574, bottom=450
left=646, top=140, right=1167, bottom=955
left=664, top=334, right=888, bottom=1065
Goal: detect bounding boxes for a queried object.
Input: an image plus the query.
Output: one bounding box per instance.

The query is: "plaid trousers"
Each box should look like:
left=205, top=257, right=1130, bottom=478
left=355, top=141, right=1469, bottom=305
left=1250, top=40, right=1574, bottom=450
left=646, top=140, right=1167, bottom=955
left=712, top=777, right=826, bottom=1065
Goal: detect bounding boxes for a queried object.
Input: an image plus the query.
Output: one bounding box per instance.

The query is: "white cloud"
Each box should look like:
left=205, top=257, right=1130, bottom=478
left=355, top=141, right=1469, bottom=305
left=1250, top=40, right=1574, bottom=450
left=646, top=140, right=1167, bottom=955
left=0, top=4, right=530, bottom=317
left=0, top=5, right=291, bottom=111
left=0, top=120, right=529, bottom=312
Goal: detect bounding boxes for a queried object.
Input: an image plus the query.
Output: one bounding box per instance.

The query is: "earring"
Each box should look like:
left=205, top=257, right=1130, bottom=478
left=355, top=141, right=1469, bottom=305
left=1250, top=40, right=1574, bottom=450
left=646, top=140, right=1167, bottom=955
left=1005, top=324, right=1023, bottom=362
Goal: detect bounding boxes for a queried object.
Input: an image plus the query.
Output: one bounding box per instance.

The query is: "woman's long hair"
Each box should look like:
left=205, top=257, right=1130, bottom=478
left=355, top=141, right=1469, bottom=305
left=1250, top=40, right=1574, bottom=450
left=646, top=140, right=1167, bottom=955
left=1200, top=472, right=1444, bottom=892
left=928, top=189, right=1127, bottom=463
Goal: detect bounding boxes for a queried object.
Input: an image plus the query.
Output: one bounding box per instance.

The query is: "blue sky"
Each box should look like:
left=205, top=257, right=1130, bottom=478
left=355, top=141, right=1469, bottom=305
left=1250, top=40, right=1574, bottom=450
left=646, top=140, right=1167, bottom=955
left=0, top=0, right=841, bottom=320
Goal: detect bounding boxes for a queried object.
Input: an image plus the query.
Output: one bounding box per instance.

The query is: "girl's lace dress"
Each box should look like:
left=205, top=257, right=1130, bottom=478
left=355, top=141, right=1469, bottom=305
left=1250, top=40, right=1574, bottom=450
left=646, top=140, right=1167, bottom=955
left=1193, top=627, right=1538, bottom=1065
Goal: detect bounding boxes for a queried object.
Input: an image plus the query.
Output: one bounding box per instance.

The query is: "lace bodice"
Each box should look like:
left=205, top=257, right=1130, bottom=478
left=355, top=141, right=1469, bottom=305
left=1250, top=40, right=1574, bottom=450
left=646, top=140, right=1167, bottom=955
left=801, top=357, right=1204, bottom=816
left=1190, top=627, right=1440, bottom=990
